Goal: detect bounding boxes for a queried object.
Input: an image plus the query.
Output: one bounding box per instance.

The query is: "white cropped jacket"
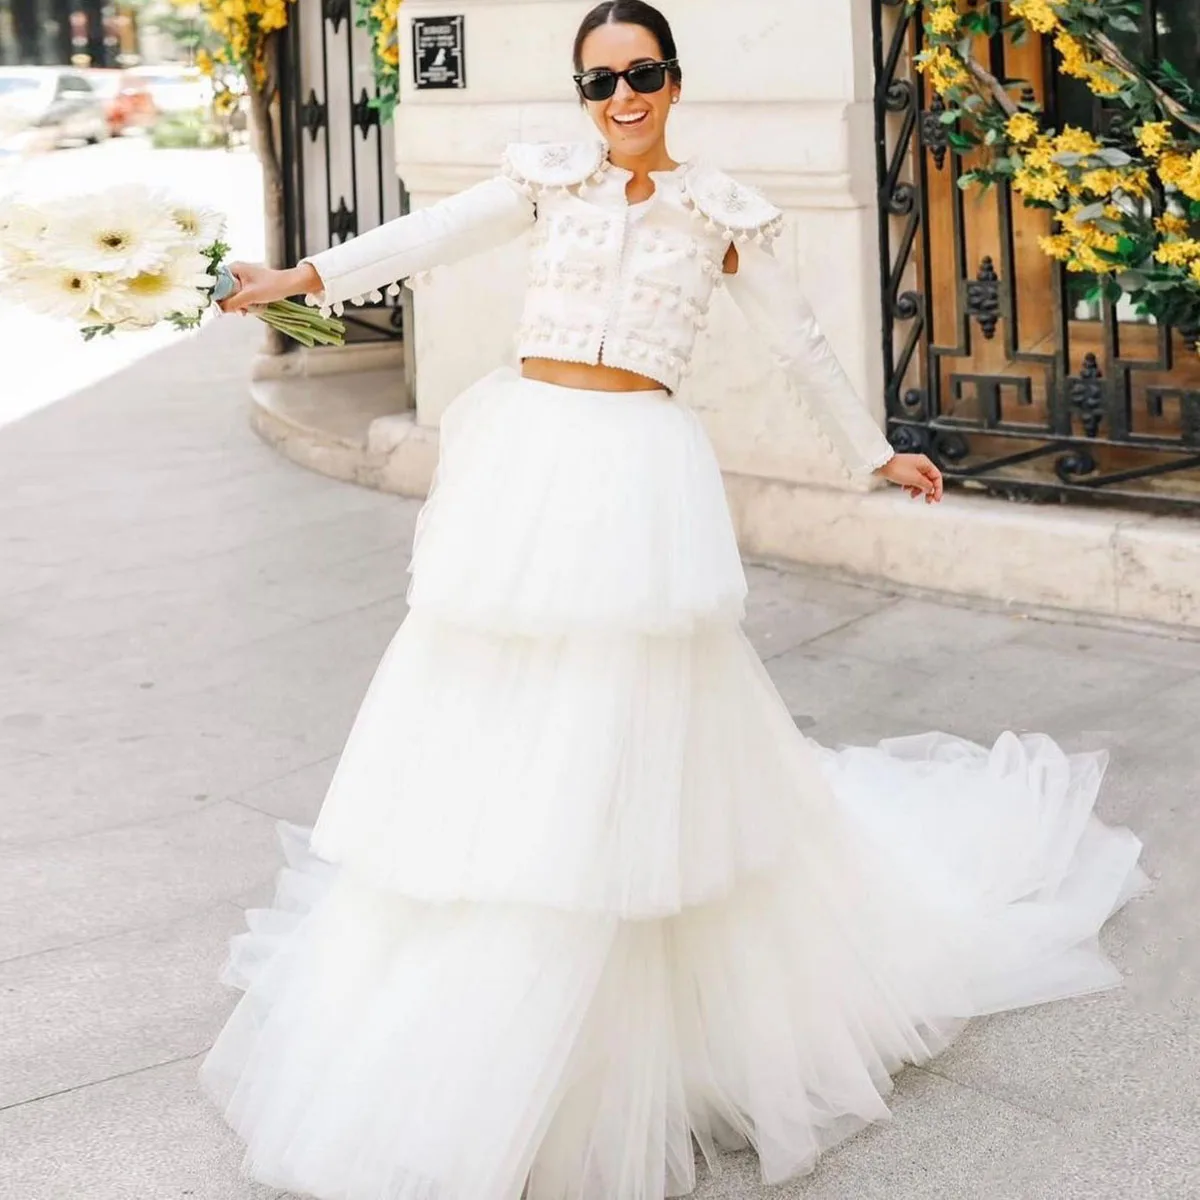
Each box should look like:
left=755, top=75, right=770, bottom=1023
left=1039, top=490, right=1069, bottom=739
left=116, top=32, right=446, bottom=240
left=301, top=141, right=896, bottom=477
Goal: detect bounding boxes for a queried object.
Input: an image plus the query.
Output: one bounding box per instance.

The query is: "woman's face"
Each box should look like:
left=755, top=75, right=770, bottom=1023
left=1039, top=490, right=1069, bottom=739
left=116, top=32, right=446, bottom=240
left=578, top=22, right=678, bottom=158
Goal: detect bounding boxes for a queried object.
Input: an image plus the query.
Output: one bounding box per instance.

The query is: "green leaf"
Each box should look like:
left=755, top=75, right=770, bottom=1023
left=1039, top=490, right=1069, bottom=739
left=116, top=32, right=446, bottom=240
left=1109, top=14, right=1141, bottom=32
left=1073, top=201, right=1108, bottom=222
left=939, top=109, right=961, bottom=124
left=1117, top=270, right=1150, bottom=291
left=1095, top=147, right=1133, bottom=166
left=947, top=130, right=978, bottom=150
left=1053, top=152, right=1085, bottom=166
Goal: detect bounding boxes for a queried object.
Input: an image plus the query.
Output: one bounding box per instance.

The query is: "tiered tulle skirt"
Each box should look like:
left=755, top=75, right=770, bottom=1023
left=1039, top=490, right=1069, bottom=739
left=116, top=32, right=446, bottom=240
left=200, top=369, right=1150, bottom=1200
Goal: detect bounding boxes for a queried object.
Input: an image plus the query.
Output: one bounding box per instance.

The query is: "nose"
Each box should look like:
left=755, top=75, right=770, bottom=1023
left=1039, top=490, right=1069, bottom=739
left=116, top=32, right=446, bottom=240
left=612, top=75, right=636, bottom=102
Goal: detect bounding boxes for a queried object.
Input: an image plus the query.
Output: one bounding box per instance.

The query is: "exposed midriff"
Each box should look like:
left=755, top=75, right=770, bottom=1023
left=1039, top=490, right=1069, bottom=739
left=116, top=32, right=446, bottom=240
left=520, top=358, right=667, bottom=394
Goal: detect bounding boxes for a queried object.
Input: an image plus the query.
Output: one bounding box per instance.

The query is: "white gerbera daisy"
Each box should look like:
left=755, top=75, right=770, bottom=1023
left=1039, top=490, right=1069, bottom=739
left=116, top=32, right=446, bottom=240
left=111, top=248, right=216, bottom=326
left=171, top=204, right=226, bottom=249
left=42, top=186, right=186, bottom=278
left=7, top=264, right=104, bottom=321
left=0, top=200, right=48, bottom=269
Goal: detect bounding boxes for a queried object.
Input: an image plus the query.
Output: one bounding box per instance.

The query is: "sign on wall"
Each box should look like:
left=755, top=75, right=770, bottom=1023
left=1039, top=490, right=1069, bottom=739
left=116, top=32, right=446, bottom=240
left=412, top=15, right=466, bottom=89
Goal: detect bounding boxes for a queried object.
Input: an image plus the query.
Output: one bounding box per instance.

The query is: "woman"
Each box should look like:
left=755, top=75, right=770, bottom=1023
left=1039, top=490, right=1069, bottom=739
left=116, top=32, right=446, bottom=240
left=202, top=4, right=1150, bottom=1198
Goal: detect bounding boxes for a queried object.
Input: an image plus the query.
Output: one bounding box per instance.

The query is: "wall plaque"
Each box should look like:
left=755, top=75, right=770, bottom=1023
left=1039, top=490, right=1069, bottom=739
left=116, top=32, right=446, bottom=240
left=413, top=16, right=466, bottom=90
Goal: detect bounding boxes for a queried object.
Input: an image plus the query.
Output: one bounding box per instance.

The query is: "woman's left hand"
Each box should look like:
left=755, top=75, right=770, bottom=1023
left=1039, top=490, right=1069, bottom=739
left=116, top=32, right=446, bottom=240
left=875, top=453, right=943, bottom=503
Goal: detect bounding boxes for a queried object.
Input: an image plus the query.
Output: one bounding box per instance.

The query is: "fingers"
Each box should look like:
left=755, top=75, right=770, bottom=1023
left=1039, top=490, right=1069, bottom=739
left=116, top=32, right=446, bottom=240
left=920, top=457, right=944, bottom=503
left=219, top=286, right=255, bottom=314
left=218, top=263, right=256, bottom=314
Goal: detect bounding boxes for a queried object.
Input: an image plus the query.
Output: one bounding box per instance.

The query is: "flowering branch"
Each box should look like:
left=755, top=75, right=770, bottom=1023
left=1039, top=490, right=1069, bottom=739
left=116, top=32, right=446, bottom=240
left=911, top=0, right=1200, bottom=338
left=356, top=0, right=404, bottom=122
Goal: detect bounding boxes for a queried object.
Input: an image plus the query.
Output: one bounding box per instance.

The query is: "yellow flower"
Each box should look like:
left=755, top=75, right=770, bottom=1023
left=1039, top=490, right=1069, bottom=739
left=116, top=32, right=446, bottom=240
left=929, top=7, right=958, bottom=35
left=1157, top=150, right=1200, bottom=201
left=917, top=46, right=967, bottom=96
left=1038, top=233, right=1074, bottom=262
left=1055, top=31, right=1091, bottom=78
left=1154, top=239, right=1200, bottom=267
left=1158, top=152, right=1190, bottom=186
left=1074, top=168, right=1148, bottom=199
left=1006, top=112, right=1039, bottom=144
left=1012, top=0, right=1060, bottom=34
left=1053, top=126, right=1101, bottom=156
left=1088, top=74, right=1123, bottom=98
left=1054, top=31, right=1125, bottom=97
left=1013, top=167, right=1065, bottom=203
left=1023, top=135, right=1056, bottom=171
left=1137, top=121, right=1174, bottom=159
left=1080, top=168, right=1122, bottom=196
left=1156, top=212, right=1191, bottom=236
left=1070, top=245, right=1111, bottom=274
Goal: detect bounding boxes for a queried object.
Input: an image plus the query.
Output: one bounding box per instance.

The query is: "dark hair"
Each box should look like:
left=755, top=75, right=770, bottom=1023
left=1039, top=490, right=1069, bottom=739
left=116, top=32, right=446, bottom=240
left=572, top=1, right=683, bottom=86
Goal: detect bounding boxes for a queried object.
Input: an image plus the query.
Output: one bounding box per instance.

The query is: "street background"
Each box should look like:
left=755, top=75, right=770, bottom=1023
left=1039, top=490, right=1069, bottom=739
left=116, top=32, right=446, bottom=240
left=1, top=138, right=1197, bottom=1199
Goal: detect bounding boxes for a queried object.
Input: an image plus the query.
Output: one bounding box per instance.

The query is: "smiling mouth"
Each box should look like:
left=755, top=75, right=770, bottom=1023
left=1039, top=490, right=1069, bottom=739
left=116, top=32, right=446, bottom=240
left=612, top=112, right=648, bottom=127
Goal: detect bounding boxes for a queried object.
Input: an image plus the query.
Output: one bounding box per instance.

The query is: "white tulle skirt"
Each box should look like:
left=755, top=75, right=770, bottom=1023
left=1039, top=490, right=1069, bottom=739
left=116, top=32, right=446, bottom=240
left=200, top=369, right=1150, bottom=1200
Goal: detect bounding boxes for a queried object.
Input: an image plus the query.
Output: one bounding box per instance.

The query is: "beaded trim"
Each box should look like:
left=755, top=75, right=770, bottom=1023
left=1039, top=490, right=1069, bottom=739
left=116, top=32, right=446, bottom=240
left=681, top=164, right=784, bottom=247
left=501, top=141, right=609, bottom=196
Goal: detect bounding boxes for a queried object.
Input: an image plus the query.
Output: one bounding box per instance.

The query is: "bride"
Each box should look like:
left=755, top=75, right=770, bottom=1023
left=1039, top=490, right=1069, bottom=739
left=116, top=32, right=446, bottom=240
left=201, top=2, right=1150, bottom=1197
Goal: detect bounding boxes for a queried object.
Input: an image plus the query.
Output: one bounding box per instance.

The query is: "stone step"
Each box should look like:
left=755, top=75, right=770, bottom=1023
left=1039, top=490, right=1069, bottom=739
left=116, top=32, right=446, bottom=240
left=248, top=346, right=437, bottom=498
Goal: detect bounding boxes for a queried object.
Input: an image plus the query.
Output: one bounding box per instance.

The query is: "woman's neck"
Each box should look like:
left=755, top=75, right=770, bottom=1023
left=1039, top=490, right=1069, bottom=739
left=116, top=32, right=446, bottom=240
left=607, top=146, right=679, bottom=183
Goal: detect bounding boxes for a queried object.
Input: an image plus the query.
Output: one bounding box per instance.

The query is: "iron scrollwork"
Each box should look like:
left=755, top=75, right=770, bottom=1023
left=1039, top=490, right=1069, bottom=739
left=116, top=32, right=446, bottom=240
left=965, top=257, right=1001, bottom=340
left=920, top=94, right=949, bottom=172
left=278, top=0, right=409, bottom=345
left=871, top=0, right=1200, bottom=506
left=1067, top=354, right=1105, bottom=439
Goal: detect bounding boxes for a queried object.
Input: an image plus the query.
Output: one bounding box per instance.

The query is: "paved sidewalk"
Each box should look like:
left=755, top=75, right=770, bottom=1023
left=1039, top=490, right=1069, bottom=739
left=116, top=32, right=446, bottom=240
left=0, top=319, right=1195, bottom=1200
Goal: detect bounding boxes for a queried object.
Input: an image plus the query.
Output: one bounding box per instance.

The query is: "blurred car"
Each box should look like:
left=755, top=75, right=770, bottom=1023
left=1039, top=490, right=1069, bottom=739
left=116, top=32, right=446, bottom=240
left=0, top=66, right=109, bottom=156
left=85, top=68, right=156, bottom=136
left=121, top=64, right=214, bottom=115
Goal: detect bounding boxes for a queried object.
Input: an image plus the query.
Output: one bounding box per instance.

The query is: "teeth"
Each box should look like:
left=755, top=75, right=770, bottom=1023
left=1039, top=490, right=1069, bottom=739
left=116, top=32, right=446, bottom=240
left=613, top=113, right=647, bottom=125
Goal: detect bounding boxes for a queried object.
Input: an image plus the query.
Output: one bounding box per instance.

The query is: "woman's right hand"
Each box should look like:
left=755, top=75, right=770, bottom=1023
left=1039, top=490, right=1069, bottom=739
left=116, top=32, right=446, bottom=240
left=218, top=262, right=322, bottom=313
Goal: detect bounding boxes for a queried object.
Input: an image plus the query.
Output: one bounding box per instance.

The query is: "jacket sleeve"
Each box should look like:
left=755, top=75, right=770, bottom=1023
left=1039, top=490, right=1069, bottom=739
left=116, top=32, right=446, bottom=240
left=299, top=174, right=536, bottom=309
left=725, top=240, right=895, bottom=478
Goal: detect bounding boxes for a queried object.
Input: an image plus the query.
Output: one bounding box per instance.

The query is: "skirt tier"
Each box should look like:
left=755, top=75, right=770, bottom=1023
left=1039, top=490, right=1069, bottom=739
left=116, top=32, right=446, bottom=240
left=200, top=369, right=1149, bottom=1200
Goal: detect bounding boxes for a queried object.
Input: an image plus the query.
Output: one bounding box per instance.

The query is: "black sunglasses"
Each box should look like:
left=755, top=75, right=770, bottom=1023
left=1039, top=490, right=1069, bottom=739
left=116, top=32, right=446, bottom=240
left=573, top=59, right=678, bottom=103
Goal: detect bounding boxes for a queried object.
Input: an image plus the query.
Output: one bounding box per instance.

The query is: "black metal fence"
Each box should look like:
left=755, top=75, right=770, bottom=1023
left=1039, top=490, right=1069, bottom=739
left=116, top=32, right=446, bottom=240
left=277, top=0, right=410, bottom=349
left=872, top=0, right=1200, bottom=508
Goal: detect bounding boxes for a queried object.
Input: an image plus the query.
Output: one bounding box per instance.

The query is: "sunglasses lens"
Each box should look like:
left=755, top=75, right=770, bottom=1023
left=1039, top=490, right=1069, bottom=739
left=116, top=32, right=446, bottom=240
left=579, top=73, right=617, bottom=102
left=627, top=64, right=667, bottom=94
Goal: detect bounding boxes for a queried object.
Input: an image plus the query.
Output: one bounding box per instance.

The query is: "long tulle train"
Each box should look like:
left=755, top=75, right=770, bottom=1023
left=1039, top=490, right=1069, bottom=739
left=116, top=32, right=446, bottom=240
left=200, top=371, right=1150, bottom=1200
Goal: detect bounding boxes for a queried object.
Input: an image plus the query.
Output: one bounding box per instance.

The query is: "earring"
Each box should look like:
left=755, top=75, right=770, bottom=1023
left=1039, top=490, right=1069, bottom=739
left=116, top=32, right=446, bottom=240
left=671, top=95, right=679, bottom=104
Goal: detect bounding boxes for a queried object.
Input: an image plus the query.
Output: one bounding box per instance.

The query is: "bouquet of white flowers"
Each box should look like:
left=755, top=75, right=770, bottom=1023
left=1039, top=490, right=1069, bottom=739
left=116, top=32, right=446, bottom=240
left=0, top=185, right=345, bottom=347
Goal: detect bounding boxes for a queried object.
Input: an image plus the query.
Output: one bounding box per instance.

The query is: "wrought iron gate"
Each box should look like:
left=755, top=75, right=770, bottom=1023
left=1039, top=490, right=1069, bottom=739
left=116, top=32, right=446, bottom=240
left=278, top=0, right=412, bottom=360
left=872, top=0, right=1200, bottom=507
